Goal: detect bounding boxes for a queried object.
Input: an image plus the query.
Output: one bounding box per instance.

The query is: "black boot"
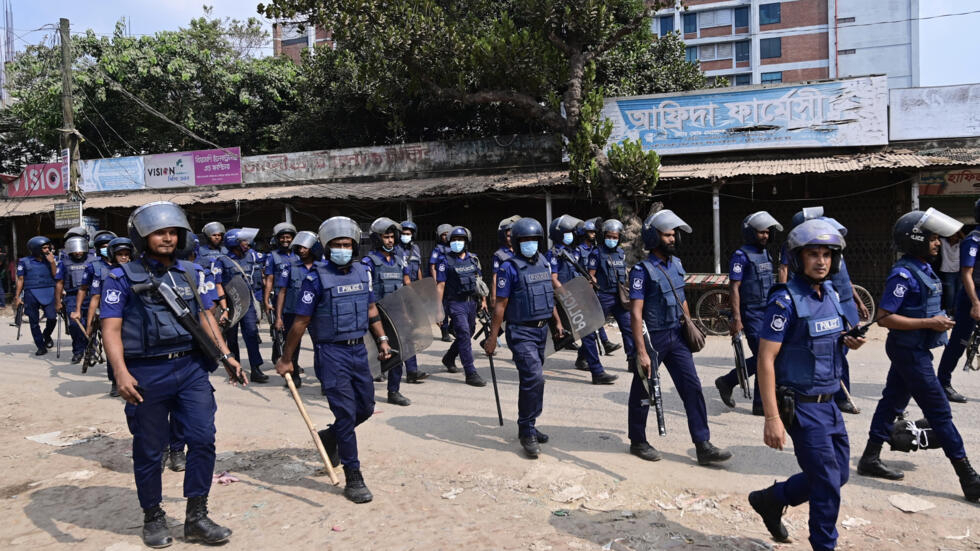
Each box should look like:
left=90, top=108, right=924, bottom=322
left=591, top=372, right=618, bottom=385
left=387, top=391, right=411, bottom=406
left=601, top=340, right=622, bottom=354
left=440, top=325, right=453, bottom=342
left=574, top=358, right=590, bottom=371
left=317, top=426, right=341, bottom=467
left=629, top=442, right=662, bottom=462
left=695, top=441, right=733, bottom=465
left=465, top=372, right=486, bottom=387
left=142, top=505, right=173, bottom=548
left=748, top=484, right=789, bottom=542
left=944, top=385, right=968, bottom=404
left=952, top=457, right=980, bottom=502
left=343, top=467, right=373, bottom=503
left=249, top=366, right=269, bottom=383
left=168, top=449, right=186, bottom=472
left=442, top=354, right=459, bottom=373
left=291, top=370, right=301, bottom=389
left=406, top=370, right=429, bottom=383
left=715, top=376, right=735, bottom=408
left=857, top=441, right=904, bottom=480
left=183, top=495, right=232, bottom=544
left=519, top=434, right=540, bottom=458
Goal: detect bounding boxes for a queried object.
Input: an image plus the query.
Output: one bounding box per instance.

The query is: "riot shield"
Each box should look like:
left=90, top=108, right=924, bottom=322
left=408, top=278, right=441, bottom=324
left=554, top=277, right=606, bottom=340
left=365, top=284, right=436, bottom=378
left=222, top=273, right=252, bottom=327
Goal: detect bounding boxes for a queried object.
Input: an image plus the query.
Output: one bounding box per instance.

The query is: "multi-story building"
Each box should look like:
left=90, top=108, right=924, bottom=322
left=272, top=21, right=333, bottom=63
left=654, top=0, right=919, bottom=88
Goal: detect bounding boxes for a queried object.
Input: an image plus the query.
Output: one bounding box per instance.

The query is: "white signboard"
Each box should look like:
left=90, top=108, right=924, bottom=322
left=890, top=84, right=980, bottom=141
left=144, top=151, right=196, bottom=188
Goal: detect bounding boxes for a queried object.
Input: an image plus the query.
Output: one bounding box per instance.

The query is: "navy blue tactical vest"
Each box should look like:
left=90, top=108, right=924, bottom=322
left=595, top=246, right=627, bottom=294
left=312, top=262, right=371, bottom=343
left=91, top=258, right=113, bottom=285
left=269, top=249, right=293, bottom=289
left=227, top=250, right=264, bottom=291
left=198, top=244, right=227, bottom=263
left=550, top=246, right=578, bottom=284
left=774, top=277, right=845, bottom=395
left=504, top=254, right=556, bottom=323
left=21, top=257, right=56, bottom=305
left=116, top=260, right=201, bottom=359
left=63, top=257, right=89, bottom=293
left=283, top=258, right=313, bottom=315
left=965, top=231, right=980, bottom=287
left=639, top=258, right=686, bottom=331
left=888, top=258, right=947, bottom=350
left=737, top=245, right=775, bottom=313
left=367, top=250, right=406, bottom=300
left=399, top=243, right=422, bottom=281
left=445, top=253, right=480, bottom=300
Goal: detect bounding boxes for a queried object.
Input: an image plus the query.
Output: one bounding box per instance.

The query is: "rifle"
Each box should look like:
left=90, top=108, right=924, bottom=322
left=14, top=301, right=24, bottom=341
left=964, top=324, right=980, bottom=372
left=266, top=309, right=285, bottom=364
left=732, top=331, right=751, bottom=399
left=638, top=327, right=666, bottom=436
left=475, top=307, right=504, bottom=426
left=82, top=323, right=103, bottom=374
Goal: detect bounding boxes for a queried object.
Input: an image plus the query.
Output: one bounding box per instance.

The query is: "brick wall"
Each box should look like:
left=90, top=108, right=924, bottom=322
left=761, top=0, right=828, bottom=31
left=702, top=59, right=733, bottom=71
left=761, top=32, right=829, bottom=64
left=779, top=67, right=830, bottom=82
left=700, top=25, right=732, bottom=38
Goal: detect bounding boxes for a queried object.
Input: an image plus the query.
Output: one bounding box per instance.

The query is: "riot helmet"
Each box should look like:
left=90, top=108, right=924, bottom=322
left=786, top=219, right=845, bottom=276
left=549, top=214, right=583, bottom=245
left=400, top=220, right=418, bottom=245
left=369, top=217, right=402, bottom=251
left=109, top=237, right=134, bottom=255
left=176, top=234, right=200, bottom=260
left=400, top=220, right=418, bottom=234
left=273, top=222, right=297, bottom=238
left=641, top=209, right=692, bottom=251
left=742, top=211, right=783, bottom=245
left=319, top=217, right=361, bottom=249
left=27, top=236, right=52, bottom=257
left=201, top=221, right=226, bottom=237
left=511, top=217, right=545, bottom=258
left=127, top=201, right=192, bottom=254
left=92, top=230, right=117, bottom=249
left=448, top=226, right=471, bottom=253
left=821, top=217, right=848, bottom=237
left=64, top=236, right=89, bottom=255
left=893, top=208, right=963, bottom=259
left=498, top=215, right=521, bottom=246
left=789, top=206, right=824, bottom=231
left=291, top=231, right=318, bottom=253
left=64, top=226, right=89, bottom=241
left=436, top=223, right=453, bottom=244
left=224, top=228, right=259, bottom=250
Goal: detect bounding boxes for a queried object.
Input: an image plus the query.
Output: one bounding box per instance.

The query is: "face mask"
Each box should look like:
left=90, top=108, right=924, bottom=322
left=562, top=232, right=574, bottom=246
left=382, top=245, right=394, bottom=252
left=99, top=247, right=109, bottom=257
left=520, top=241, right=539, bottom=258
left=450, top=241, right=465, bottom=253
left=605, top=239, right=618, bottom=249
left=400, top=234, right=412, bottom=244
left=329, top=248, right=353, bottom=265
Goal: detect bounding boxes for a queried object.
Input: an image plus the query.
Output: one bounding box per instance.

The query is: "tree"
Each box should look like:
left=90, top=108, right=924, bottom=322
left=259, top=0, right=711, bottom=256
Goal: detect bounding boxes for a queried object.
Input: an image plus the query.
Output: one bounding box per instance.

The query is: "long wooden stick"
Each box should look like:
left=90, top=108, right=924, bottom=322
left=283, top=373, right=340, bottom=485
left=839, top=379, right=860, bottom=413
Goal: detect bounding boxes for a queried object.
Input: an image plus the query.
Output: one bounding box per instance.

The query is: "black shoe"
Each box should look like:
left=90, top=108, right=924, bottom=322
left=440, top=326, right=453, bottom=343
left=520, top=435, right=540, bottom=458
left=373, top=371, right=387, bottom=382
left=465, top=372, right=487, bottom=387
left=944, top=385, right=968, bottom=404
left=343, top=467, right=374, bottom=503
left=70, top=353, right=82, bottom=364
left=110, top=382, right=119, bottom=397
left=168, top=449, right=186, bottom=472
left=142, top=505, right=173, bottom=548
left=630, top=442, right=662, bottom=462
left=601, top=341, right=622, bottom=354
left=44, top=336, right=54, bottom=349
left=387, top=391, right=411, bottom=406
left=565, top=341, right=579, bottom=351
left=317, top=426, right=341, bottom=468
left=442, top=354, right=460, bottom=373
left=857, top=442, right=904, bottom=480
left=574, top=358, right=590, bottom=371
left=952, top=457, right=980, bottom=502
left=752, top=402, right=765, bottom=416
left=160, top=450, right=168, bottom=473
left=534, top=429, right=549, bottom=444
left=406, top=370, right=429, bottom=383
left=836, top=399, right=861, bottom=414
left=748, top=485, right=789, bottom=542
left=592, top=372, right=618, bottom=385
left=250, top=367, right=269, bottom=383
left=291, top=372, right=302, bottom=389
left=715, top=377, right=735, bottom=408
left=695, top=441, right=733, bottom=465
left=184, top=496, right=232, bottom=544
left=35, top=347, right=47, bottom=356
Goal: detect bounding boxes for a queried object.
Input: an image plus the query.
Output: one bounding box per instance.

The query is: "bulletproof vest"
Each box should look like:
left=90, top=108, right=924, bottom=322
left=829, top=256, right=860, bottom=328
left=445, top=253, right=480, bottom=300
left=367, top=250, right=406, bottom=300
left=594, top=246, right=627, bottom=294
left=399, top=243, right=422, bottom=281
left=283, top=257, right=312, bottom=315
left=429, top=243, right=448, bottom=265
left=116, top=260, right=201, bottom=359
left=504, top=254, right=556, bottom=323
left=198, top=244, right=227, bottom=262
left=269, top=249, right=293, bottom=289
left=887, top=258, right=947, bottom=350
left=493, top=247, right=514, bottom=269
left=736, top=245, right=775, bottom=312
left=22, top=257, right=56, bottom=290
left=965, top=231, right=980, bottom=287
left=59, top=250, right=96, bottom=264
left=63, top=257, right=90, bottom=292
left=228, top=250, right=264, bottom=291
left=92, top=258, right=114, bottom=284
left=774, top=277, right=845, bottom=395
left=550, top=246, right=578, bottom=285
left=312, top=262, right=371, bottom=343
left=639, top=258, right=686, bottom=331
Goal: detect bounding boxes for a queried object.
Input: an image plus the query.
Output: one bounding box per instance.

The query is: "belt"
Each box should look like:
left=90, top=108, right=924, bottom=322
left=514, top=319, right=549, bottom=328
left=796, top=393, right=834, bottom=403
left=131, top=349, right=196, bottom=363
left=329, top=337, right=363, bottom=346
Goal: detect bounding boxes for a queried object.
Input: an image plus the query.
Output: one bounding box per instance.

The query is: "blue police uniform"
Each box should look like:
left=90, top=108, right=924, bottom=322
left=83, top=257, right=117, bottom=382
left=628, top=255, right=710, bottom=444
left=197, top=243, right=227, bottom=265
left=759, top=276, right=849, bottom=551
left=17, top=255, right=59, bottom=350
left=492, top=247, right=514, bottom=276
left=548, top=245, right=605, bottom=376
left=361, top=250, right=418, bottom=392
left=866, top=255, right=967, bottom=460
left=430, top=243, right=451, bottom=330
left=936, top=230, right=980, bottom=387
left=218, top=249, right=265, bottom=369
left=60, top=254, right=91, bottom=357
left=265, top=248, right=294, bottom=301
left=294, top=261, right=376, bottom=470
left=498, top=253, right=554, bottom=438
left=274, top=257, right=317, bottom=373
left=101, top=257, right=217, bottom=511
left=398, top=242, right=423, bottom=281
left=577, top=242, right=611, bottom=345
left=588, top=243, right=634, bottom=357
left=437, top=251, right=482, bottom=375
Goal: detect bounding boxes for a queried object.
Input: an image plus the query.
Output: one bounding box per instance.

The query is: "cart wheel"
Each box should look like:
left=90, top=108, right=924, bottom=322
left=695, top=288, right=732, bottom=336
left=852, top=284, right=875, bottom=322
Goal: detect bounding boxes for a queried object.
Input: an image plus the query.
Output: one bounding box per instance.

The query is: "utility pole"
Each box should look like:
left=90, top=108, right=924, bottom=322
left=59, top=17, right=82, bottom=202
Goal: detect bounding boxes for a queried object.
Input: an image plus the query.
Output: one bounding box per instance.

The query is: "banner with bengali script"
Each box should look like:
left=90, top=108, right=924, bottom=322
left=920, top=168, right=980, bottom=196
left=80, top=156, right=145, bottom=192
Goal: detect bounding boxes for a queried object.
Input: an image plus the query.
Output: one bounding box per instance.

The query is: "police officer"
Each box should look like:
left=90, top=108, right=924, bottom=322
left=101, top=201, right=243, bottom=547
left=217, top=228, right=268, bottom=382
left=576, top=217, right=621, bottom=355
left=13, top=236, right=60, bottom=356
left=76, top=231, right=118, bottom=393
left=60, top=226, right=94, bottom=263
left=197, top=221, right=227, bottom=264
left=263, top=222, right=296, bottom=318
left=60, top=236, right=92, bottom=364
left=715, top=211, right=782, bottom=413
left=857, top=209, right=980, bottom=503
left=398, top=220, right=424, bottom=282
left=274, top=216, right=394, bottom=504
left=437, top=226, right=488, bottom=387
left=934, top=198, right=980, bottom=404
left=629, top=210, right=732, bottom=465
left=749, top=219, right=864, bottom=550
left=547, top=215, right=617, bottom=384
left=491, top=215, right=520, bottom=307
left=588, top=219, right=634, bottom=363
left=430, top=223, right=454, bottom=342
left=484, top=217, right=565, bottom=457
left=110, top=237, right=134, bottom=265
left=274, top=231, right=318, bottom=389
left=362, top=217, right=429, bottom=406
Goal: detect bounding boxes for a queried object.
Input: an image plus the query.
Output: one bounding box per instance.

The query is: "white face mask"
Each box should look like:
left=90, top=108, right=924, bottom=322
left=562, top=232, right=574, bottom=245
left=400, top=234, right=412, bottom=244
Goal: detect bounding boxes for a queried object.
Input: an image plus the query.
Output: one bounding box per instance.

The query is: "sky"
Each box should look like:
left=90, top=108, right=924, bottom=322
left=5, top=0, right=980, bottom=86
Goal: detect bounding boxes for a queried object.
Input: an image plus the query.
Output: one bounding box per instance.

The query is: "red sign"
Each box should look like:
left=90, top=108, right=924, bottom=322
left=6, top=163, right=66, bottom=198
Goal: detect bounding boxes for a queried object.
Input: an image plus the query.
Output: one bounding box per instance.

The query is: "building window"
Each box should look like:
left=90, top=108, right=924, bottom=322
left=735, top=73, right=752, bottom=86
left=760, top=37, right=781, bottom=59
left=838, top=48, right=856, bottom=55
left=735, top=41, right=750, bottom=62
left=699, top=43, right=734, bottom=61
left=760, top=3, right=781, bottom=25
left=659, top=16, right=674, bottom=36
left=685, top=46, right=698, bottom=62
left=699, top=9, right=732, bottom=29
left=683, top=13, right=697, bottom=33
left=734, top=7, right=749, bottom=28
left=761, top=71, right=782, bottom=83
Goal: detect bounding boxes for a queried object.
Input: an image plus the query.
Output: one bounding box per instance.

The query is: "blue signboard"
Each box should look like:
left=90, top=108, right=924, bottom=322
left=80, top=156, right=145, bottom=192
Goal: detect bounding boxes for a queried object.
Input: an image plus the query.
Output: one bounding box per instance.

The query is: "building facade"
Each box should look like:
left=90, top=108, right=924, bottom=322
left=272, top=21, right=333, bottom=63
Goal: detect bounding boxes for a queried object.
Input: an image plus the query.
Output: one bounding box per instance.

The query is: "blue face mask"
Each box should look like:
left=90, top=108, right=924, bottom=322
left=562, top=232, right=574, bottom=246
left=520, top=241, right=539, bottom=258
left=99, top=247, right=109, bottom=257
left=605, top=238, right=618, bottom=249
left=382, top=244, right=394, bottom=252
left=400, top=234, right=411, bottom=244
left=329, top=248, right=353, bottom=265
left=450, top=241, right=465, bottom=253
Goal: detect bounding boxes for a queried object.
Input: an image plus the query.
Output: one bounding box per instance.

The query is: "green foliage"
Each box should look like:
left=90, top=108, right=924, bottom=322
left=607, top=138, right=660, bottom=201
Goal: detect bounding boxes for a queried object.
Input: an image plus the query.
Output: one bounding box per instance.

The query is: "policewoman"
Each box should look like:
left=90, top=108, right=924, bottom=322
left=436, top=226, right=487, bottom=387
left=60, top=235, right=92, bottom=363
left=588, top=219, right=634, bottom=361
left=749, top=219, right=864, bottom=550
left=101, top=201, right=244, bottom=547
left=79, top=231, right=117, bottom=332
left=263, top=221, right=296, bottom=317
left=398, top=220, right=424, bottom=282
left=858, top=208, right=980, bottom=503
left=217, top=228, right=267, bottom=382
left=274, top=216, right=394, bottom=504
left=274, top=230, right=319, bottom=388
left=13, top=236, right=60, bottom=356
left=629, top=210, right=731, bottom=466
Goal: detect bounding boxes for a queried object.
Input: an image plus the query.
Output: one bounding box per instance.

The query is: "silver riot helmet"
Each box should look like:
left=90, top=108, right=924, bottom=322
left=127, top=201, right=192, bottom=254
left=435, top=223, right=454, bottom=243
left=369, top=217, right=402, bottom=250
left=641, top=209, right=692, bottom=251
left=273, top=222, right=297, bottom=238
left=893, top=208, right=963, bottom=259
left=498, top=214, right=522, bottom=245
left=319, top=216, right=362, bottom=252
left=786, top=219, right=845, bottom=276
left=291, top=230, right=318, bottom=253
left=789, top=206, right=824, bottom=231
left=64, top=226, right=90, bottom=241
left=64, top=236, right=90, bottom=255
left=201, top=221, right=226, bottom=237
left=742, top=211, right=783, bottom=245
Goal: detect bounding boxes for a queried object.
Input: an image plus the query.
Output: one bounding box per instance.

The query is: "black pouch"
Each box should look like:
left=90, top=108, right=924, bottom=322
left=776, top=386, right=796, bottom=430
